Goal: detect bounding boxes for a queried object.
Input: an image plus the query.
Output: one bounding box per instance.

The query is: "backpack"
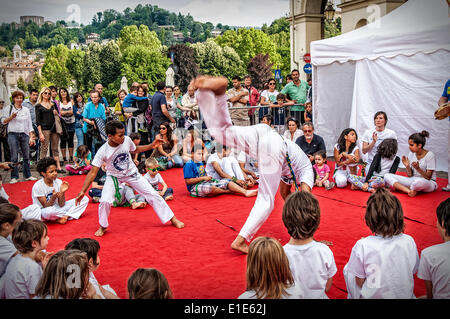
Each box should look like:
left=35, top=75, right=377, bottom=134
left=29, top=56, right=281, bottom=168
left=0, top=106, right=13, bottom=137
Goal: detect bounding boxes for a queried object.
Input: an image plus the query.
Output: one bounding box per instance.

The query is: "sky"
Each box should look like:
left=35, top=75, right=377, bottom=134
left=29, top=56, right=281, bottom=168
left=0, top=0, right=292, bottom=28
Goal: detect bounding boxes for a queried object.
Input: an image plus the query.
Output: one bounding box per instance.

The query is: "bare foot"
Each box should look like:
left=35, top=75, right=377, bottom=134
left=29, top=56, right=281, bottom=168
left=94, top=227, right=107, bottom=237
left=351, top=184, right=358, bottom=190
left=317, top=239, right=333, bottom=246
left=56, top=216, right=69, bottom=224
left=193, top=76, right=228, bottom=96
left=165, top=195, right=174, bottom=201
left=369, top=188, right=376, bottom=194
left=170, top=216, right=185, bottom=229
left=245, top=189, right=258, bottom=197
left=131, top=201, right=147, bottom=209
left=408, top=189, right=417, bottom=197
left=231, top=236, right=249, bottom=254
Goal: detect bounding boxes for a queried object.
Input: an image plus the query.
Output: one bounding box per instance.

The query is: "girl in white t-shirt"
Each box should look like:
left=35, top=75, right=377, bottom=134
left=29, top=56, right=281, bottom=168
left=0, top=203, right=21, bottom=278
left=238, top=236, right=304, bottom=299
left=333, top=128, right=360, bottom=188
left=384, top=130, right=437, bottom=197
left=344, top=188, right=419, bottom=299
left=417, top=198, right=450, bottom=299
left=282, top=191, right=337, bottom=299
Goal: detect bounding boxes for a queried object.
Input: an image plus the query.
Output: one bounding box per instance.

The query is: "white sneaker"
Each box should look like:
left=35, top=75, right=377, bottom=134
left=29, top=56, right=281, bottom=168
left=10, top=178, right=18, bottom=184
left=26, top=176, right=37, bottom=181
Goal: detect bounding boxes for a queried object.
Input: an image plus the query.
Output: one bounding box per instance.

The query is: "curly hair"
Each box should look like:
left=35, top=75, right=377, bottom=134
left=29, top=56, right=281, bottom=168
left=376, top=138, right=398, bottom=159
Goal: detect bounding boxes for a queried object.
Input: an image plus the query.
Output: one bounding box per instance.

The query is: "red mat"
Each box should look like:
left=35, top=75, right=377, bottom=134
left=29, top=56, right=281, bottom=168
left=3, top=166, right=448, bottom=299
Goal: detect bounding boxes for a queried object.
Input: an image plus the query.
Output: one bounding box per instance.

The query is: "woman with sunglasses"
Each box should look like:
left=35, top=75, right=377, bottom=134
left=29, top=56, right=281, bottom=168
left=150, top=122, right=183, bottom=170
left=35, top=87, right=65, bottom=173
left=283, top=118, right=303, bottom=142
left=259, top=78, right=278, bottom=124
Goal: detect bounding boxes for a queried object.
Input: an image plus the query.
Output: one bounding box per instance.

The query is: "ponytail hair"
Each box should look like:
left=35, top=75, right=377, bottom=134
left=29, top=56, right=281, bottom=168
left=409, top=130, right=429, bottom=148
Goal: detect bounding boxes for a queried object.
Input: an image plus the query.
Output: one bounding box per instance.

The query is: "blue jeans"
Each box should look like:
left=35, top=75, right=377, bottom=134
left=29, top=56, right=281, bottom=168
left=8, top=132, right=31, bottom=179
left=75, top=127, right=84, bottom=146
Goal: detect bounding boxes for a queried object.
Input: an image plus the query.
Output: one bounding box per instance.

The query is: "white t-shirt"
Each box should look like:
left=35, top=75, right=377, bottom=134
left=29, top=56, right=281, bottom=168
left=334, top=143, right=360, bottom=171
left=205, top=153, right=223, bottom=180
left=91, top=136, right=138, bottom=179
left=166, top=98, right=177, bottom=119
left=361, top=128, right=397, bottom=165
left=89, top=272, right=117, bottom=299
left=60, top=101, right=75, bottom=124
left=375, top=157, right=396, bottom=177
left=281, top=137, right=312, bottom=180
left=345, top=234, right=419, bottom=299
left=0, top=235, right=16, bottom=278
left=235, top=150, right=258, bottom=173
left=31, top=178, right=63, bottom=208
left=283, top=241, right=337, bottom=299
left=143, top=172, right=165, bottom=191
left=408, top=151, right=437, bottom=181
left=238, top=283, right=304, bottom=299
left=417, top=241, right=450, bottom=299
left=260, top=89, right=279, bottom=104
left=1, top=254, right=42, bottom=299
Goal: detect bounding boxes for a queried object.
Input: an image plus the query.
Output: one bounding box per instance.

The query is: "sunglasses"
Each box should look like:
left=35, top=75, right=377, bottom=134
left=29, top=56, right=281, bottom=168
left=269, top=82, right=276, bottom=85
left=43, top=92, right=50, bottom=95
left=147, top=167, right=158, bottom=172
left=303, top=130, right=313, bottom=133
left=159, top=127, right=167, bottom=130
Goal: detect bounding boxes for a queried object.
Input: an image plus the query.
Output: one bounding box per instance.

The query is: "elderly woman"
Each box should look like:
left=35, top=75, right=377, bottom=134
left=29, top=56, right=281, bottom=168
left=36, top=87, right=65, bottom=173
left=0, top=91, right=37, bottom=183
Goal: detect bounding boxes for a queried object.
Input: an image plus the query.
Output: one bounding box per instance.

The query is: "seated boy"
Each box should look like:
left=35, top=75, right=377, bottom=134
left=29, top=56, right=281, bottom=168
left=143, top=158, right=174, bottom=201
left=31, top=157, right=89, bottom=224
left=75, top=120, right=184, bottom=237
left=183, top=143, right=257, bottom=198
left=88, top=164, right=147, bottom=209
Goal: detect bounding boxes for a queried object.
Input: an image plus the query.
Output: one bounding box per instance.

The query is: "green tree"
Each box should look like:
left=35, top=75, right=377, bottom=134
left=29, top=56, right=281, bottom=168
left=66, top=48, right=86, bottom=91
left=121, top=45, right=170, bottom=92
left=17, top=76, right=26, bottom=92
left=31, top=72, right=42, bottom=91
left=41, top=44, right=71, bottom=88
left=324, top=17, right=341, bottom=39
left=99, top=40, right=122, bottom=87
left=117, top=24, right=161, bottom=52
left=215, top=28, right=281, bottom=68
left=82, top=43, right=102, bottom=91
left=167, top=44, right=198, bottom=92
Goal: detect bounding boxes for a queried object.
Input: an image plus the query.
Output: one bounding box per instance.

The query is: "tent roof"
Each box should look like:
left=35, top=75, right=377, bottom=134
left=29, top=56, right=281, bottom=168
left=311, top=0, right=450, bottom=66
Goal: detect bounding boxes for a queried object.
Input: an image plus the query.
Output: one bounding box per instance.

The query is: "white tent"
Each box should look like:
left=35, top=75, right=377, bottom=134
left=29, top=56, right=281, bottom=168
left=311, top=0, right=450, bottom=171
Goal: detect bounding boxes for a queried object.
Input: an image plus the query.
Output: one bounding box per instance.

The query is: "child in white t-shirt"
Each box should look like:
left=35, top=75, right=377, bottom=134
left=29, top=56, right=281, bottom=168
left=75, top=120, right=184, bottom=237
left=417, top=198, right=450, bottom=299
left=384, top=131, right=437, bottom=197
left=343, top=188, right=419, bottom=299
left=65, top=238, right=119, bottom=299
left=333, top=128, right=360, bottom=188
left=282, top=191, right=337, bottom=298
left=0, top=219, right=52, bottom=299
left=143, top=158, right=174, bottom=201
left=32, top=157, right=89, bottom=224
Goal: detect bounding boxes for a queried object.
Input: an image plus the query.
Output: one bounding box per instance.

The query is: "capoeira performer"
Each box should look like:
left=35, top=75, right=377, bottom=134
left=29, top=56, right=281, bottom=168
left=75, top=120, right=184, bottom=236
left=192, top=76, right=315, bottom=254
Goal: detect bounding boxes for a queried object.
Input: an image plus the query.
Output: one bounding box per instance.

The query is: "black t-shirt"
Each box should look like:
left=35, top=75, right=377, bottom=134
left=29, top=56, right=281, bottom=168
left=35, top=102, right=57, bottom=130
left=295, top=134, right=326, bottom=156
left=151, top=91, right=169, bottom=125
left=94, top=167, right=107, bottom=186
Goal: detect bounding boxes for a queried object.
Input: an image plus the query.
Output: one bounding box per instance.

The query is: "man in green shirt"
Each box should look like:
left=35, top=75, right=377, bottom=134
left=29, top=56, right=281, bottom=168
left=281, top=69, right=310, bottom=125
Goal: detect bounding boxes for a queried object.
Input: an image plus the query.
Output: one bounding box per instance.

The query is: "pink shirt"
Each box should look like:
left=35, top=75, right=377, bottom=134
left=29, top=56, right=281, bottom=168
left=313, top=163, right=330, bottom=180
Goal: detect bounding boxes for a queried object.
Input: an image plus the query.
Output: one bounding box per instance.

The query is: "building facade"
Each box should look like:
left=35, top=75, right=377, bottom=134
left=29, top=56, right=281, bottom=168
left=20, top=15, right=44, bottom=27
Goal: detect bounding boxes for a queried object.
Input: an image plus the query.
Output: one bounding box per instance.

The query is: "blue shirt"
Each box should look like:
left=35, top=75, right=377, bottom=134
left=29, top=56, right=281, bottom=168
left=442, top=79, right=450, bottom=122
left=151, top=91, right=169, bottom=125
left=88, top=96, right=109, bottom=107
left=183, top=160, right=206, bottom=192
left=122, top=93, right=149, bottom=108
left=82, top=102, right=106, bottom=133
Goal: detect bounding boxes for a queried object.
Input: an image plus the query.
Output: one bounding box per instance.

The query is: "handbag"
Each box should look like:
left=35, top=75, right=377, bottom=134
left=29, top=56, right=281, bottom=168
left=0, top=106, right=13, bottom=137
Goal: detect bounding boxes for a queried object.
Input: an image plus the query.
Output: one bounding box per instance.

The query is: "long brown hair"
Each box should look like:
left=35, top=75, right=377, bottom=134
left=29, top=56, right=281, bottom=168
left=245, top=237, right=294, bottom=299
left=365, top=188, right=404, bottom=238
left=35, top=250, right=90, bottom=299
left=127, top=268, right=173, bottom=299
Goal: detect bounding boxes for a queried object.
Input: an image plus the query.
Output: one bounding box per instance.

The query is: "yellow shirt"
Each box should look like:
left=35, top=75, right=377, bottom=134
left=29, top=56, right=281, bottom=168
left=114, top=101, right=125, bottom=122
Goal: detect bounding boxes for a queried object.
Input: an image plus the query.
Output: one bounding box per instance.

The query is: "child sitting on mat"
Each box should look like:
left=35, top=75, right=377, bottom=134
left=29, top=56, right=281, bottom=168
left=183, top=143, right=257, bottom=198
left=127, top=268, right=173, bottom=299
left=66, top=145, right=92, bottom=175
left=282, top=191, right=337, bottom=298
left=238, top=236, right=304, bottom=299
left=343, top=188, right=419, bottom=299
left=65, top=238, right=119, bottom=299
left=312, top=151, right=335, bottom=190
left=417, top=198, right=450, bottom=299
left=348, top=138, right=399, bottom=193
left=143, top=158, right=174, bottom=201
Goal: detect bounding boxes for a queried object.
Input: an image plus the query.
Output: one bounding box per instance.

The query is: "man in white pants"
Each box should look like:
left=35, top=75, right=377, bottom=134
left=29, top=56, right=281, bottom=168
left=75, top=120, right=184, bottom=237
left=192, top=76, right=314, bottom=254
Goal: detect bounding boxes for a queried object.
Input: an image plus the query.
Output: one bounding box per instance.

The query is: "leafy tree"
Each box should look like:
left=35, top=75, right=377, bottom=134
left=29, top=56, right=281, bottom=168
left=99, top=40, right=122, bottom=87
left=17, top=76, right=26, bottom=92
left=117, top=24, right=161, bottom=52
left=247, top=54, right=274, bottom=90
left=41, top=44, right=71, bottom=88
left=31, top=72, right=42, bottom=92
left=82, top=43, right=102, bottom=91
left=167, top=44, right=198, bottom=92
left=324, top=17, right=341, bottom=39
left=66, top=48, right=86, bottom=91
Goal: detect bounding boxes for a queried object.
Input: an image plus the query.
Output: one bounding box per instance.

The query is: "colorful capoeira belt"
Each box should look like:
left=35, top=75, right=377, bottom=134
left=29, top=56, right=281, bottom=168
left=284, top=142, right=300, bottom=192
